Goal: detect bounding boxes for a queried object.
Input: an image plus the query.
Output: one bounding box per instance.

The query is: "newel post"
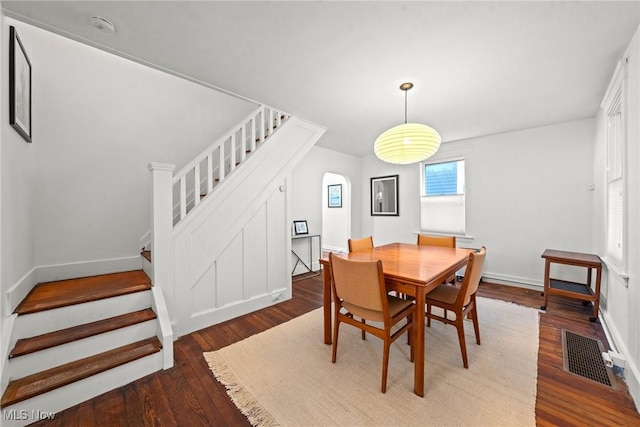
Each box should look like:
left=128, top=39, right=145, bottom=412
left=147, top=163, right=176, bottom=292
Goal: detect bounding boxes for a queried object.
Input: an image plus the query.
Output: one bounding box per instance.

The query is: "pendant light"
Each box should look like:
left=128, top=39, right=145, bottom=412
left=374, top=82, right=441, bottom=165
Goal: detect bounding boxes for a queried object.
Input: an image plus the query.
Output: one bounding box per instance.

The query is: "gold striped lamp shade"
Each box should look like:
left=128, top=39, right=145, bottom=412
left=374, top=122, right=441, bottom=165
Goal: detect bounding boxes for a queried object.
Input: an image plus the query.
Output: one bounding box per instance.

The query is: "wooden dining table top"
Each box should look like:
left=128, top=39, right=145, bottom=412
left=319, top=242, right=474, bottom=286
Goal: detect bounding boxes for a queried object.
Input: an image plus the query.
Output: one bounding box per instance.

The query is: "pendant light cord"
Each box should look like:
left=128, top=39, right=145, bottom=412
left=399, top=82, right=413, bottom=123
left=404, top=89, right=408, bottom=124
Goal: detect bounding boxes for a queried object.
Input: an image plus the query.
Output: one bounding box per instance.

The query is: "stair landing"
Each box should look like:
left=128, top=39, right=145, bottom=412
left=15, top=270, right=152, bottom=315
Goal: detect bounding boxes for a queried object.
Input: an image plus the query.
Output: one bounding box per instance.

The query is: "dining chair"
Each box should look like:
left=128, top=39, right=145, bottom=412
left=329, top=252, right=414, bottom=393
left=417, top=234, right=456, bottom=248
left=425, top=246, right=486, bottom=369
left=417, top=234, right=457, bottom=285
left=348, top=236, right=374, bottom=252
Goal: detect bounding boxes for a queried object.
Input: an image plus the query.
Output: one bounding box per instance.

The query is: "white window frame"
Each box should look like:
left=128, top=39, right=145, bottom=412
left=601, top=58, right=629, bottom=283
left=419, top=157, right=466, bottom=235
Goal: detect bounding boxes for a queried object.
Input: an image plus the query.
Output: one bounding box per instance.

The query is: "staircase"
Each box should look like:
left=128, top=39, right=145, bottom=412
left=147, top=104, right=325, bottom=337
left=0, top=103, right=324, bottom=423
left=0, top=270, right=164, bottom=426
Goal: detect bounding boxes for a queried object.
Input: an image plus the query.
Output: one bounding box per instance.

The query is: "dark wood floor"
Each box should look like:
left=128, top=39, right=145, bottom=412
left=32, top=273, right=639, bottom=426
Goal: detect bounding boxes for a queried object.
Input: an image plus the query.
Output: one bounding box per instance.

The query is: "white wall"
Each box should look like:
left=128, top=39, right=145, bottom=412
left=1, top=19, right=37, bottom=309
left=593, top=25, right=640, bottom=407
left=291, top=146, right=361, bottom=266
left=12, top=21, right=256, bottom=276
left=1, top=19, right=38, bottom=308
left=361, top=118, right=596, bottom=287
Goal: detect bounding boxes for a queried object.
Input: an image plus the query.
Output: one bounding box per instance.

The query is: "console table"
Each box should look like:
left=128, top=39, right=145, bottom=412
left=540, top=249, right=602, bottom=322
left=291, top=234, right=322, bottom=279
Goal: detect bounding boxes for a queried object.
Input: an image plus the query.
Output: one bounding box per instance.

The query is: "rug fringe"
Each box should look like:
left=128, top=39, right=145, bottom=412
left=204, top=351, right=280, bottom=427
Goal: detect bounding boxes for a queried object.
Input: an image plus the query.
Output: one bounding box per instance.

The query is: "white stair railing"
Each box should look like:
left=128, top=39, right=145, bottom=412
left=170, top=105, right=290, bottom=226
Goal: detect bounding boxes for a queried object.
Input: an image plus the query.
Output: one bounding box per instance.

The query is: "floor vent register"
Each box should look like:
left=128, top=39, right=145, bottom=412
left=562, top=329, right=617, bottom=389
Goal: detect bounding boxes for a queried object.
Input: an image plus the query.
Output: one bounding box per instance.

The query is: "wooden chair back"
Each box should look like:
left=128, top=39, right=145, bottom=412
left=458, top=247, right=486, bottom=306
left=417, top=234, right=457, bottom=284
left=417, top=234, right=456, bottom=248
left=348, top=236, right=374, bottom=252
left=329, top=253, right=387, bottom=320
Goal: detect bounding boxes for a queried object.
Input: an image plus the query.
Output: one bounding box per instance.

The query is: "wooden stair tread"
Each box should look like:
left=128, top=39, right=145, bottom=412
left=1, top=337, right=162, bottom=408
left=141, top=250, right=151, bottom=263
left=15, top=270, right=151, bottom=315
left=9, top=309, right=157, bottom=358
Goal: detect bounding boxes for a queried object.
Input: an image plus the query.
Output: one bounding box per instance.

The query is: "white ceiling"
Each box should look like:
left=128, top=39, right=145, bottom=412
left=3, top=1, right=639, bottom=157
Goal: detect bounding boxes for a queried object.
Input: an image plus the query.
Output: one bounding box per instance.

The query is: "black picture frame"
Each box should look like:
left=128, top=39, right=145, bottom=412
left=327, top=184, right=342, bottom=208
left=371, top=175, right=399, bottom=216
left=293, top=220, right=309, bottom=235
left=9, top=26, right=32, bottom=143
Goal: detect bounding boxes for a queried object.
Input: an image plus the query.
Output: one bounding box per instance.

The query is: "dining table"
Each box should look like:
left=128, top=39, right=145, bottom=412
left=318, top=242, right=473, bottom=397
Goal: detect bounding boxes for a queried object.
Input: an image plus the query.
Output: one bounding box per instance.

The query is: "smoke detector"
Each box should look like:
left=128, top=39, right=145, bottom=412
left=90, top=16, right=116, bottom=35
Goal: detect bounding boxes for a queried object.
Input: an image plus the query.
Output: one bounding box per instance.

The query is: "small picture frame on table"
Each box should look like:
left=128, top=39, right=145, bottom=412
left=293, top=220, right=309, bottom=235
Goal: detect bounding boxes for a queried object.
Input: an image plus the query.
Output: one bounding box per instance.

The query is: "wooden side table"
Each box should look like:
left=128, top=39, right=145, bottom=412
left=540, top=249, right=602, bottom=322
left=291, top=233, right=322, bottom=278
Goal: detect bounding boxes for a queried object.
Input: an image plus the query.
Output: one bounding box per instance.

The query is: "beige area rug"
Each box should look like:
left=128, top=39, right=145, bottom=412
left=204, top=297, right=539, bottom=427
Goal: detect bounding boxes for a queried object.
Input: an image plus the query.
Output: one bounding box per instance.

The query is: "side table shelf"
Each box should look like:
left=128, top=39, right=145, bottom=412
left=548, top=279, right=593, bottom=296
left=540, top=249, right=602, bottom=322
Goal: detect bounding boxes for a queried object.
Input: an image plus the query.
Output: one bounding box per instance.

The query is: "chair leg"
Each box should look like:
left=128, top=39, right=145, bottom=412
left=455, top=318, right=469, bottom=369
left=361, top=319, right=366, bottom=340
left=426, top=303, right=431, bottom=327
left=332, top=319, right=341, bottom=363
left=470, top=305, right=481, bottom=345
left=381, top=339, right=390, bottom=393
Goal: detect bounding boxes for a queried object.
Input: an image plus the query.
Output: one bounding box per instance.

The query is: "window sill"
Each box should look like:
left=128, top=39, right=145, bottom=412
left=601, top=256, right=629, bottom=287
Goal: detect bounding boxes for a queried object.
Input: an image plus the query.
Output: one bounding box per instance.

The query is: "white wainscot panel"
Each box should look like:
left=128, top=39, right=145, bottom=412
left=216, top=232, right=245, bottom=307
left=243, top=205, right=269, bottom=299
left=191, top=262, right=216, bottom=315
left=267, top=184, right=289, bottom=294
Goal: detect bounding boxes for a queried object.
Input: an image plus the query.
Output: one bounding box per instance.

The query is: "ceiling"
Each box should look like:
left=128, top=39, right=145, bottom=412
left=3, top=1, right=639, bottom=158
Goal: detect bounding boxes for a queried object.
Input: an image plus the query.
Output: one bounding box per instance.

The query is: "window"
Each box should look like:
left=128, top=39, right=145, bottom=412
left=424, top=160, right=465, bottom=196
left=420, top=159, right=465, bottom=234
left=603, top=60, right=627, bottom=274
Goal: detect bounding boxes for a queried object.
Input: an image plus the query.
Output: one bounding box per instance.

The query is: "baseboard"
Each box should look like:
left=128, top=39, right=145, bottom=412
left=322, top=245, right=346, bottom=254
left=482, top=271, right=542, bottom=290
left=1, top=314, right=17, bottom=395
left=180, top=287, right=290, bottom=337
left=150, top=287, right=174, bottom=369
left=600, top=309, right=640, bottom=411
left=5, top=268, right=37, bottom=316
left=35, top=256, right=143, bottom=283
left=139, top=231, right=151, bottom=252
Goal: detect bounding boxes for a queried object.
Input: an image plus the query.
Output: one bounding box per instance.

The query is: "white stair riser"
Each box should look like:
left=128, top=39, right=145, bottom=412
left=14, top=291, right=151, bottom=338
left=1, top=352, right=163, bottom=427
left=142, top=256, right=153, bottom=282
left=9, top=320, right=158, bottom=378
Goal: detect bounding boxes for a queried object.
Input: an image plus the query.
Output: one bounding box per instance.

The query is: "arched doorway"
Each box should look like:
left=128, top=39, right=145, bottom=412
left=321, top=173, right=351, bottom=253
